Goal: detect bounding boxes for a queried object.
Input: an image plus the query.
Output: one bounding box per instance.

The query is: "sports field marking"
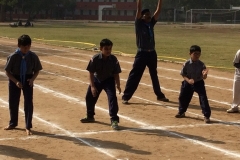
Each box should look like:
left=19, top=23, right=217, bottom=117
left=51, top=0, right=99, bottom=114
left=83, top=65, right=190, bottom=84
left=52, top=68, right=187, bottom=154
left=0, top=58, right=233, bottom=120
left=0, top=136, right=39, bottom=141
left=40, top=69, right=234, bottom=125
left=0, top=55, right=232, bottom=98
left=38, top=50, right=233, bottom=91
left=0, top=56, right=231, bottom=107
left=0, top=43, right=234, bottom=82
left=0, top=58, right=232, bottom=117
left=38, top=63, right=229, bottom=106
left=0, top=69, right=237, bottom=127
left=32, top=46, right=234, bottom=81
left=1, top=70, right=239, bottom=158
left=0, top=98, right=119, bottom=159
left=21, top=83, right=240, bottom=158
left=3, top=56, right=231, bottom=106
left=0, top=123, right=223, bottom=142
left=0, top=45, right=238, bottom=158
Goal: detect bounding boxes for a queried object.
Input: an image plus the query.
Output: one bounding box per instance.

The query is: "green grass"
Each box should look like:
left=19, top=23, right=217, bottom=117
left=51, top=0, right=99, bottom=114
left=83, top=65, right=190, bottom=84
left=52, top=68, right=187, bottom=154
left=1, top=22, right=240, bottom=71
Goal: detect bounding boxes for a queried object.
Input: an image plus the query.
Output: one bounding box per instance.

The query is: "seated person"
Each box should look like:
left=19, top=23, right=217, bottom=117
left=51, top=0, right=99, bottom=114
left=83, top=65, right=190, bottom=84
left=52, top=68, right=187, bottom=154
left=17, top=20, right=22, bottom=26
left=25, top=20, right=32, bottom=27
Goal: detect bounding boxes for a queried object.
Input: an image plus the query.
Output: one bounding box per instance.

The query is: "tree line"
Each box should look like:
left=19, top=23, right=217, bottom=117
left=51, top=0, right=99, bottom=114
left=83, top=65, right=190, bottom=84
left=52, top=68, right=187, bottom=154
left=144, top=0, right=240, bottom=12
left=1, top=0, right=240, bottom=21
left=0, top=0, right=76, bottom=21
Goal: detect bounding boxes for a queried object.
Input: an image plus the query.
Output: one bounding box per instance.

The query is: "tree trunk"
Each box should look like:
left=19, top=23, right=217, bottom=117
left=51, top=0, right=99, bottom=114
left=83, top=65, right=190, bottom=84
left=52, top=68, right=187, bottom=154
left=0, top=5, right=4, bottom=22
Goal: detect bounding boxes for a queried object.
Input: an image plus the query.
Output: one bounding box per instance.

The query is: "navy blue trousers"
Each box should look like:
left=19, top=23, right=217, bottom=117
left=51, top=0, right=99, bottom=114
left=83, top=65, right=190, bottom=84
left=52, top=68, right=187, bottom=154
left=8, top=75, right=33, bottom=129
left=85, top=77, right=119, bottom=122
left=122, top=50, right=165, bottom=101
left=178, top=80, right=211, bottom=118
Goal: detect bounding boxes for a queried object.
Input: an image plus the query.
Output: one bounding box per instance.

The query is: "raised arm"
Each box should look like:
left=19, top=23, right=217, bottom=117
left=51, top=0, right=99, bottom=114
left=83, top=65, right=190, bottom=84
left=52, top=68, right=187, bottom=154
left=136, top=0, right=142, bottom=19
left=153, top=0, right=162, bottom=21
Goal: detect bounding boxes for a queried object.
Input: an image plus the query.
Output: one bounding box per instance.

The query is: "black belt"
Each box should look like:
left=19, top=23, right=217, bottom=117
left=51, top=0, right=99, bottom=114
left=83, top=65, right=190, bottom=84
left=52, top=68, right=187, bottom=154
left=138, top=48, right=155, bottom=52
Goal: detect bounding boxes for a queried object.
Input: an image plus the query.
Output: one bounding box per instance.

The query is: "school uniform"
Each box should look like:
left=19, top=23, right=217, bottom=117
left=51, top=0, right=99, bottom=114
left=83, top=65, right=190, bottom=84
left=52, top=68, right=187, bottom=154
left=231, top=50, right=240, bottom=109
left=122, top=17, right=166, bottom=101
left=4, top=49, right=42, bottom=129
left=178, top=59, right=211, bottom=118
left=85, top=53, right=121, bottom=122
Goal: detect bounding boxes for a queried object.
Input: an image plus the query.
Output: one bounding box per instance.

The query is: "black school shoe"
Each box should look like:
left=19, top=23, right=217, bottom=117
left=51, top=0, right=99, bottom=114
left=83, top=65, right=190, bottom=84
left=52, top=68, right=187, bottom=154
left=111, top=121, right=120, bottom=130
left=204, top=117, right=210, bottom=124
left=157, top=97, right=169, bottom=102
left=80, top=117, right=95, bottom=123
left=122, top=99, right=129, bottom=104
left=175, top=112, right=185, bottom=118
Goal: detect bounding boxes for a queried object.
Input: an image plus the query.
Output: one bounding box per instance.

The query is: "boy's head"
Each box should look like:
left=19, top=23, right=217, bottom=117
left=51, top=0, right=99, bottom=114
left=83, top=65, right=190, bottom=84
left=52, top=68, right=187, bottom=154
left=100, top=38, right=113, bottom=57
left=18, top=34, right=31, bottom=54
left=189, top=45, right=201, bottom=61
left=141, top=9, right=151, bottom=23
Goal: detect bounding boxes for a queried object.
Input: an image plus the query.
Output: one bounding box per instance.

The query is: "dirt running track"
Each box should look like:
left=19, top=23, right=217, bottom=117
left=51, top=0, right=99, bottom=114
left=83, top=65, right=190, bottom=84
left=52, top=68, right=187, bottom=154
left=0, top=37, right=240, bottom=160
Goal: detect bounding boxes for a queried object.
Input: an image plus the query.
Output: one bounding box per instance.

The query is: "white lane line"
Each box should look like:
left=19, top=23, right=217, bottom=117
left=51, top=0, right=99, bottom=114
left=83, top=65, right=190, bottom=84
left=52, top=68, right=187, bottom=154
left=28, top=84, right=240, bottom=158
left=0, top=69, right=237, bottom=128
left=5, top=57, right=230, bottom=106
left=0, top=125, right=226, bottom=142
left=41, top=60, right=88, bottom=72
left=0, top=136, right=39, bottom=141
left=0, top=57, right=233, bottom=93
left=120, top=79, right=232, bottom=106
left=0, top=121, right=238, bottom=142
left=1, top=58, right=231, bottom=106
left=0, top=44, right=234, bottom=82
left=0, top=45, right=238, bottom=157
left=1, top=69, right=233, bottom=125
left=0, top=66, right=233, bottom=123
left=0, top=123, right=222, bottom=142
left=0, top=98, right=118, bottom=159
left=3, top=71, right=237, bottom=159
left=39, top=70, right=240, bottom=127
left=0, top=134, right=83, bottom=141
left=33, top=51, right=233, bottom=91
left=32, top=47, right=235, bottom=82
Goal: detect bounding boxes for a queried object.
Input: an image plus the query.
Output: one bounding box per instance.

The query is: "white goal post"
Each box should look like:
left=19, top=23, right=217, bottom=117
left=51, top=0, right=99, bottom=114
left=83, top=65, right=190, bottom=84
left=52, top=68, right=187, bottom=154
left=185, top=9, right=240, bottom=25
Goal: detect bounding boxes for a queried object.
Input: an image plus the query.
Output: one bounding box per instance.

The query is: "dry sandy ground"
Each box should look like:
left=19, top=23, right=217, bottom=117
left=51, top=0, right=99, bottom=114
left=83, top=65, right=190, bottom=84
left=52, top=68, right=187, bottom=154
left=0, top=37, right=240, bottom=160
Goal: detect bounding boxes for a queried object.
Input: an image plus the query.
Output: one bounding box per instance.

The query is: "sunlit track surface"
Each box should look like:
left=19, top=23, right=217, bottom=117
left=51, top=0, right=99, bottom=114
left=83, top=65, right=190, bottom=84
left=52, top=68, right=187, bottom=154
left=0, top=38, right=239, bottom=160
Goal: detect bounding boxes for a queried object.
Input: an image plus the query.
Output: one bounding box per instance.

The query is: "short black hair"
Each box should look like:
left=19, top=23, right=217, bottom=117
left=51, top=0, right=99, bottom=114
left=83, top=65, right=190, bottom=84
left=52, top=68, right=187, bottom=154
left=100, top=38, right=113, bottom=47
left=141, top=9, right=150, bottom=16
left=18, top=34, right=31, bottom=46
left=190, top=45, right=201, bottom=53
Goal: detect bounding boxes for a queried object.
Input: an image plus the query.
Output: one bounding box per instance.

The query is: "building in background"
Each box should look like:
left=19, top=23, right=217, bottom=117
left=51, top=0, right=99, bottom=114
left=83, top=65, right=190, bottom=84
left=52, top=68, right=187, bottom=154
left=75, top=0, right=136, bottom=21
left=5, top=0, right=137, bottom=21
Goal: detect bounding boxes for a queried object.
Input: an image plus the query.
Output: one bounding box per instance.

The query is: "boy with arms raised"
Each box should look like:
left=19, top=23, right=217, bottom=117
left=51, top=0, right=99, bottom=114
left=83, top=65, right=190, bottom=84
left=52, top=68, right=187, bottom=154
left=122, top=0, right=169, bottom=104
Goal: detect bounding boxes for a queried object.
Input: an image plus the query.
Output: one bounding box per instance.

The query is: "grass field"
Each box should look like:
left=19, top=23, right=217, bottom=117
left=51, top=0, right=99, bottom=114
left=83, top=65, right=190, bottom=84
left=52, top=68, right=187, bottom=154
left=0, top=21, right=239, bottom=71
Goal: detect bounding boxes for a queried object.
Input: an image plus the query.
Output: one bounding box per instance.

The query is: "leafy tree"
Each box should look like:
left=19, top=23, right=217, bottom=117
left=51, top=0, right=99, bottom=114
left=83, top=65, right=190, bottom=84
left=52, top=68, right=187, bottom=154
left=0, top=0, right=18, bottom=21
left=63, top=0, right=76, bottom=18
left=142, top=0, right=158, bottom=13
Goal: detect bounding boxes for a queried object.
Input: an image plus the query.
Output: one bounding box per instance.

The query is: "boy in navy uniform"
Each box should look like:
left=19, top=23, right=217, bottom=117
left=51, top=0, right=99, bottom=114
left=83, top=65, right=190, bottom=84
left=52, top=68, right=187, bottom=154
left=4, top=34, right=42, bottom=135
left=175, top=45, right=211, bottom=123
left=80, top=39, right=121, bottom=130
left=122, top=0, right=169, bottom=104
